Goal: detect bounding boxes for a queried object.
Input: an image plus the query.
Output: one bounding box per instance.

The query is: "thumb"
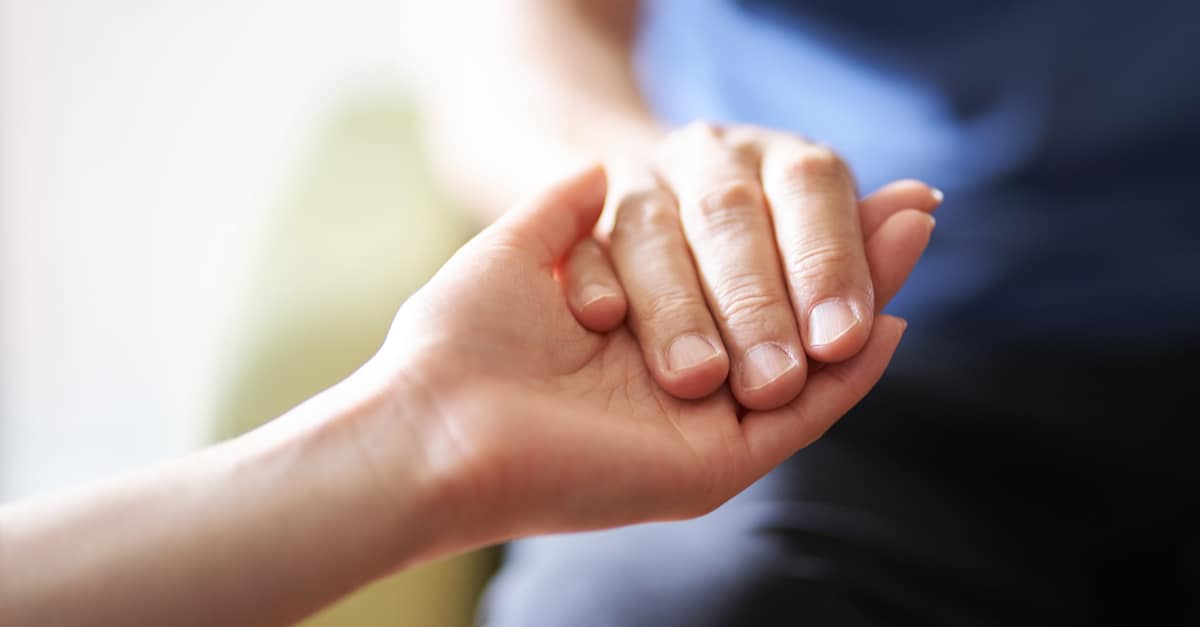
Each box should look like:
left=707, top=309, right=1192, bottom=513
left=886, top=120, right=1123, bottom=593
left=489, top=164, right=608, bottom=265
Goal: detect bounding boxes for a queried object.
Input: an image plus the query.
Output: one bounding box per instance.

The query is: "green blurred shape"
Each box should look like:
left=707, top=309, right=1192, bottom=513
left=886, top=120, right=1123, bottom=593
left=211, top=93, right=496, bottom=627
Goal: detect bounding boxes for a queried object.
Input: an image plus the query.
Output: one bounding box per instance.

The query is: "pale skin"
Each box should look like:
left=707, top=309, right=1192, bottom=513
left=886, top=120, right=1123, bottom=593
left=420, top=0, right=944, bottom=411
left=0, top=166, right=934, bottom=626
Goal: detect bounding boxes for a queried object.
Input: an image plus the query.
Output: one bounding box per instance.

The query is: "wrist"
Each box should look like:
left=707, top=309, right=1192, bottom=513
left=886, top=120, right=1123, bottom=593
left=232, top=354, right=458, bottom=578
left=332, top=349, right=489, bottom=566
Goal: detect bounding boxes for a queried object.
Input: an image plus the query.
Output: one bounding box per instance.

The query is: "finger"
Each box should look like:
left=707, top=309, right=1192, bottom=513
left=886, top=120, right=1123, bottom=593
left=867, top=209, right=936, bottom=312
left=661, top=122, right=808, bottom=411
left=608, top=165, right=729, bottom=400
left=859, top=179, right=943, bottom=238
left=802, top=210, right=931, bottom=377
left=760, top=141, right=873, bottom=364
left=494, top=164, right=607, bottom=265
left=560, top=238, right=628, bottom=332
left=741, top=315, right=907, bottom=477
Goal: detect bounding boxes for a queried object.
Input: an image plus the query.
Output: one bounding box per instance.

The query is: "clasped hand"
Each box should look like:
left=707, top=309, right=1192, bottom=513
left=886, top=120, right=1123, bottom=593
left=370, top=126, right=939, bottom=551
left=0, top=127, right=942, bottom=627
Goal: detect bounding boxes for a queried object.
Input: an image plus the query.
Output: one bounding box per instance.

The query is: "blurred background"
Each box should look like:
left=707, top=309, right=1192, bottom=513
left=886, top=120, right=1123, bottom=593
left=1, top=0, right=490, bottom=624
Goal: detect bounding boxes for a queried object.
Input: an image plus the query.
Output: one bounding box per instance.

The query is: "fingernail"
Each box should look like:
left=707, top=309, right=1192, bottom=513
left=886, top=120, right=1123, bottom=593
left=668, top=334, right=720, bottom=372
left=809, top=299, right=862, bottom=347
left=741, top=342, right=798, bottom=390
left=578, top=284, right=616, bottom=308
left=931, top=187, right=945, bottom=204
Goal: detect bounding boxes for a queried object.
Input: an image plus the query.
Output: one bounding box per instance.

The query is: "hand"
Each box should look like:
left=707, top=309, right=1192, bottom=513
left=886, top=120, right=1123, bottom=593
left=557, top=123, right=942, bottom=411
left=0, top=166, right=930, bottom=627
left=363, top=165, right=926, bottom=553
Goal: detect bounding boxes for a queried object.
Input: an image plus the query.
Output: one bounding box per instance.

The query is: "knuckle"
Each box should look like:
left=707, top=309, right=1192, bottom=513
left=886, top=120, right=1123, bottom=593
left=727, top=139, right=760, bottom=165
left=700, top=180, right=761, bottom=212
left=784, top=238, right=858, bottom=279
left=694, top=181, right=763, bottom=231
left=711, top=273, right=786, bottom=325
left=774, top=146, right=847, bottom=188
left=641, top=287, right=708, bottom=323
left=612, top=190, right=679, bottom=239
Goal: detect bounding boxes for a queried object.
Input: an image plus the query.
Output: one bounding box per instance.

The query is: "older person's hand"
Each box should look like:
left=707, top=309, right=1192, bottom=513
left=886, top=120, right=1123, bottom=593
left=557, top=124, right=942, bottom=410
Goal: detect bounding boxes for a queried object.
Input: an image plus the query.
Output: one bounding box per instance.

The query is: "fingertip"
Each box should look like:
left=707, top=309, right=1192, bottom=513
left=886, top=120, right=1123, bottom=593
left=733, top=354, right=808, bottom=411
left=859, top=179, right=943, bottom=237
left=890, top=313, right=909, bottom=337
left=562, top=237, right=628, bottom=331
left=865, top=208, right=935, bottom=313
left=890, top=208, right=937, bottom=245
left=574, top=289, right=628, bottom=332
left=805, top=327, right=872, bottom=364
left=875, top=314, right=908, bottom=355
left=509, top=163, right=609, bottom=264
left=804, top=298, right=873, bottom=364
left=655, top=346, right=730, bottom=400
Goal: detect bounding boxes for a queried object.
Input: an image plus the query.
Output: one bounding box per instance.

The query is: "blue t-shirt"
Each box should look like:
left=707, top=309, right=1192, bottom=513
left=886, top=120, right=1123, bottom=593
left=635, top=0, right=1200, bottom=358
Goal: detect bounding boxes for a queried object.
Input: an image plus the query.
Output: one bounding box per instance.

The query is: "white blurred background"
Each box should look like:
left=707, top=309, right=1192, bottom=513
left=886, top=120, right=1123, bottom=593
left=0, top=0, right=420, bottom=500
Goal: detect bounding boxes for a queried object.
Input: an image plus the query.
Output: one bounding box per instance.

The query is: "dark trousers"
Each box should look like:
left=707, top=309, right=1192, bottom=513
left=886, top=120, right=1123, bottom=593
left=479, top=347, right=1199, bottom=626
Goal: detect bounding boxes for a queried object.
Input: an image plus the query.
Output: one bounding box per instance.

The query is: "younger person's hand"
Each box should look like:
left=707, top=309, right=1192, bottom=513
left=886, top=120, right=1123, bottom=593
left=556, top=124, right=942, bottom=410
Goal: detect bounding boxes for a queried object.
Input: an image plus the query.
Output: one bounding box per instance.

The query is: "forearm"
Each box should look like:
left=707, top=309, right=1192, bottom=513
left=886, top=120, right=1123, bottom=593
left=0, top=365, right=444, bottom=627
left=418, top=0, right=660, bottom=220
